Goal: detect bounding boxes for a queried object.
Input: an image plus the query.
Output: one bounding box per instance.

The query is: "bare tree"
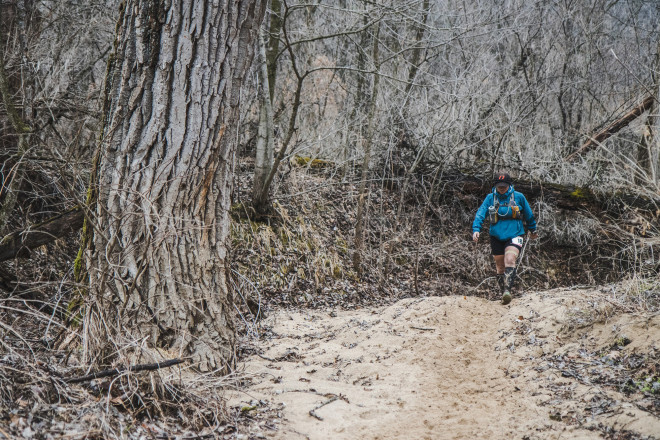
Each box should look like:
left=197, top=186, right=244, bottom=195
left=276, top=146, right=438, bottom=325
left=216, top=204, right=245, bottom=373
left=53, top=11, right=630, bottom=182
left=81, top=0, right=265, bottom=372
left=252, top=0, right=282, bottom=214
left=353, top=21, right=380, bottom=273
left=0, top=0, right=117, bottom=235
left=0, top=42, right=30, bottom=235
left=636, top=40, right=660, bottom=185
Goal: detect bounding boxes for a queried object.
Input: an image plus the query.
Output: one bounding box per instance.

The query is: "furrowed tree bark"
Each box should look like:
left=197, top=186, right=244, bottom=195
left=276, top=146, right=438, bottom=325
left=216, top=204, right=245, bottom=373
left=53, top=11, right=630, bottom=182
left=83, top=0, right=265, bottom=372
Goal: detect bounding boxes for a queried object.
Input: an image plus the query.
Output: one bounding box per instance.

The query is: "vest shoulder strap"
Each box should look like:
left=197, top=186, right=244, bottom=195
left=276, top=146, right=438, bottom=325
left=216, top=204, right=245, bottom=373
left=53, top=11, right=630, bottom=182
left=491, top=190, right=499, bottom=207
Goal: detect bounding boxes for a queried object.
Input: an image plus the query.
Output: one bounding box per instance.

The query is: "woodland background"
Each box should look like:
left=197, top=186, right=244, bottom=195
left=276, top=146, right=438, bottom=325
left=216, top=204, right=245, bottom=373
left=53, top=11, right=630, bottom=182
left=1, top=0, right=659, bottom=438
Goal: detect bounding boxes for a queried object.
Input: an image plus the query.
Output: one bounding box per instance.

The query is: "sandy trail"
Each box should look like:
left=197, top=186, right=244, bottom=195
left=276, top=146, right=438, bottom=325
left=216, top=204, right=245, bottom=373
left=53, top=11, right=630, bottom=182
left=230, top=289, right=660, bottom=439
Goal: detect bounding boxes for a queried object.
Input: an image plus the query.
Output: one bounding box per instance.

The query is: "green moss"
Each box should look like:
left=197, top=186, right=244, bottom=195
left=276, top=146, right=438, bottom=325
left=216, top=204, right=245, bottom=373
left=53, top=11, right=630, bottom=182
left=569, top=186, right=595, bottom=200
left=66, top=298, right=83, bottom=327
left=294, top=156, right=310, bottom=166
left=395, top=256, right=409, bottom=265
left=640, top=377, right=660, bottom=394
left=614, top=336, right=632, bottom=348
left=335, top=237, right=348, bottom=254
left=229, top=202, right=260, bottom=222
left=252, top=220, right=263, bottom=231
left=293, top=155, right=333, bottom=168
left=230, top=202, right=243, bottom=211
left=73, top=246, right=84, bottom=280
left=623, top=375, right=660, bottom=395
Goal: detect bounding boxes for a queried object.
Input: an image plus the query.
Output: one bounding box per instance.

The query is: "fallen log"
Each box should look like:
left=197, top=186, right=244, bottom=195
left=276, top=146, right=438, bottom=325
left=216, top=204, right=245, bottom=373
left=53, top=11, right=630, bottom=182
left=452, top=174, right=660, bottom=216
left=566, top=95, right=655, bottom=161
left=0, top=206, right=84, bottom=263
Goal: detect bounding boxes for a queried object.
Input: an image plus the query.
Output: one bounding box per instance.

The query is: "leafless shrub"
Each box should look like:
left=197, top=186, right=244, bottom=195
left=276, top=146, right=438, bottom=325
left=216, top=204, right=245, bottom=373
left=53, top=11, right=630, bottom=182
left=538, top=201, right=601, bottom=247
left=613, top=276, right=660, bottom=313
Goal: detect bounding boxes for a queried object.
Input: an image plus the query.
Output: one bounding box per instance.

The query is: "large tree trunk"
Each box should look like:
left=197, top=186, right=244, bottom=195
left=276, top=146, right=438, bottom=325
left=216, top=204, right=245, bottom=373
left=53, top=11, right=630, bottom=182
left=83, top=0, right=265, bottom=372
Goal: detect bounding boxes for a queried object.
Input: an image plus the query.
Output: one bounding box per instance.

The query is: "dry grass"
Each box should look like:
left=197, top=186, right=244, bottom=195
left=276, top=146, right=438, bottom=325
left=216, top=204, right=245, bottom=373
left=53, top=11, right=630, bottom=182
left=0, top=304, right=251, bottom=438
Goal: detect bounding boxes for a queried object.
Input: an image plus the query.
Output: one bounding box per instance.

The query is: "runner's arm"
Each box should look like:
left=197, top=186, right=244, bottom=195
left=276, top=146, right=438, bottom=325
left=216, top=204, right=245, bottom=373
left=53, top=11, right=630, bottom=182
left=472, top=195, right=492, bottom=234
left=520, top=194, right=537, bottom=232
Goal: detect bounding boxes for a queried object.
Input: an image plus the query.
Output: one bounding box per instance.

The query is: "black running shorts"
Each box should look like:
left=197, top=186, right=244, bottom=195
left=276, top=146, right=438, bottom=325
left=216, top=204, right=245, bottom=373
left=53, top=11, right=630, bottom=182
left=490, top=235, right=523, bottom=256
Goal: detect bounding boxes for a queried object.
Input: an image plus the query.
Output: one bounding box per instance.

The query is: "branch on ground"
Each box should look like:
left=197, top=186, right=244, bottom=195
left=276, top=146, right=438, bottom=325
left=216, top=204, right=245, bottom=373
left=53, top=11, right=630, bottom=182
left=65, top=359, right=187, bottom=384
left=0, top=206, right=84, bottom=263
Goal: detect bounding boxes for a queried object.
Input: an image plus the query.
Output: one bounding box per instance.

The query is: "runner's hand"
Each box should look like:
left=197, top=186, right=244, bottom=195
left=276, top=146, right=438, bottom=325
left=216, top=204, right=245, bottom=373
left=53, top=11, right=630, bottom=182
left=472, top=232, right=479, bottom=242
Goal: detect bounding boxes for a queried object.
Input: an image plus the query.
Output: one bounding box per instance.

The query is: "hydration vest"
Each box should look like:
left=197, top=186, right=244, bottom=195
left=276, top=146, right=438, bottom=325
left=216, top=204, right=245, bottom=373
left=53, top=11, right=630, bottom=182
left=488, top=190, right=520, bottom=224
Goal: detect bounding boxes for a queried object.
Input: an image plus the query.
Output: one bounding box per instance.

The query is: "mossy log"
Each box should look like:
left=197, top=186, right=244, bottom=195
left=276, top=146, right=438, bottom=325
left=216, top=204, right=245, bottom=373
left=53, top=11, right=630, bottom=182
left=0, top=206, right=84, bottom=263
left=292, top=155, right=334, bottom=168
left=451, top=174, right=659, bottom=216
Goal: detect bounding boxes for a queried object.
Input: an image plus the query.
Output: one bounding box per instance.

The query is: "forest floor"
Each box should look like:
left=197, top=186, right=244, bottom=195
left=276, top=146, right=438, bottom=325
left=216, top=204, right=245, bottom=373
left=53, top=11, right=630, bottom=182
left=228, top=286, right=660, bottom=440
left=3, top=166, right=659, bottom=439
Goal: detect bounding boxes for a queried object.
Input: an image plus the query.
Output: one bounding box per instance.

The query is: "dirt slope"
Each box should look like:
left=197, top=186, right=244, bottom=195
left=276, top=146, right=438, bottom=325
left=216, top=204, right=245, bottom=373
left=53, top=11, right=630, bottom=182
left=230, top=288, right=660, bottom=440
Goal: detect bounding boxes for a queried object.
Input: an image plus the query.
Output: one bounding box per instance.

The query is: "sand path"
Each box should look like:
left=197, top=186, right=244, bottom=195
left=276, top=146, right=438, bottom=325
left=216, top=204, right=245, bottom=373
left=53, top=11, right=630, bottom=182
left=230, top=290, right=660, bottom=439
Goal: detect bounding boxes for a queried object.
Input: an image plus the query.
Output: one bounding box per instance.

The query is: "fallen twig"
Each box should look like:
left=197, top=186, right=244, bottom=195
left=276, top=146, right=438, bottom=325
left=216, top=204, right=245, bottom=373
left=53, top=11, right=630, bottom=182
left=309, top=396, right=339, bottom=421
left=0, top=425, right=11, bottom=439
left=65, top=358, right=186, bottom=384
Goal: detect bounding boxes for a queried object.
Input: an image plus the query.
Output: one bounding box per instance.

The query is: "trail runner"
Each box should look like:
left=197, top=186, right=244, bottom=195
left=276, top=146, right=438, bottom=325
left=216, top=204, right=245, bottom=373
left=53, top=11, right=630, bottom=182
left=472, top=173, right=538, bottom=305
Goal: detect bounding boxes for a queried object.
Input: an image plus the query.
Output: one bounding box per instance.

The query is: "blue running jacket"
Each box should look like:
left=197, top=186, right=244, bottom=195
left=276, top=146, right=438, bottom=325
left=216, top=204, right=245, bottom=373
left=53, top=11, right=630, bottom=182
left=472, top=185, right=537, bottom=241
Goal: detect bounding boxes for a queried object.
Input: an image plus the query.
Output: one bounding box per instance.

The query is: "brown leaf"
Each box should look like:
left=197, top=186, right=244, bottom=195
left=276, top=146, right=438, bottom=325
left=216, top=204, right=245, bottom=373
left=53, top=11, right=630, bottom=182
left=110, top=396, right=126, bottom=405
